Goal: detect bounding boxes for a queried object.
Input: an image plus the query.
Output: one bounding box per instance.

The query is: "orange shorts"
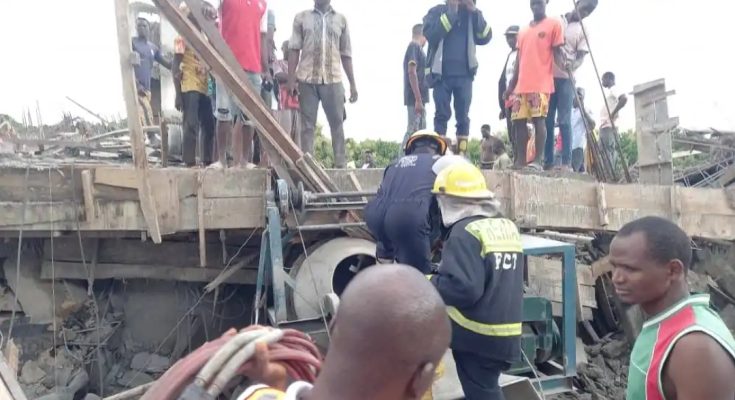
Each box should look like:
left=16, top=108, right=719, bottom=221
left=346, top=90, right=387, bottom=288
left=510, top=93, right=550, bottom=121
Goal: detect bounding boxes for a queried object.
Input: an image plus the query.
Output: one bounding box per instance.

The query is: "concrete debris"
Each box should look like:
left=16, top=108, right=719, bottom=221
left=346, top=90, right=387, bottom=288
left=130, top=352, right=170, bottom=373
left=20, top=360, right=46, bottom=384
left=575, top=335, right=630, bottom=400
left=117, top=370, right=154, bottom=388
left=2, top=250, right=87, bottom=324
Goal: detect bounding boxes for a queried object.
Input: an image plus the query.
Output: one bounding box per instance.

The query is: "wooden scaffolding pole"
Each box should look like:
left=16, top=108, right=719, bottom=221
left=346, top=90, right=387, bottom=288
left=114, top=0, right=162, bottom=243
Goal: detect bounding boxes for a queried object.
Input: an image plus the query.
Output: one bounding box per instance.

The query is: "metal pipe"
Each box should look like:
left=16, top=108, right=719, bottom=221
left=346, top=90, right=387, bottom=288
left=307, top=191, right=376, bottom=199
left=304, top=201, right=369, bottom=210
left=297, top=222, right=367, bottom=231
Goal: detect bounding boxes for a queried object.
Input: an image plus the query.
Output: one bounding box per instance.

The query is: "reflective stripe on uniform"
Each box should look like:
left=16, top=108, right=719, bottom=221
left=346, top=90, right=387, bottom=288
left=464, top=218, right=522, bottom=256
left=440, top=13, right=452, bottom=31
left=237, top=385, right=287, bottom=400
left=476, top=25, right=491, bottom=39
left=447, top=307, right=522, bottom=336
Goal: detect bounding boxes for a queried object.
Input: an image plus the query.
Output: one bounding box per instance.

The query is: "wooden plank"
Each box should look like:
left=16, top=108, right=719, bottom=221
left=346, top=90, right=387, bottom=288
left=114, top=0, right=162, bottom=243
left=94, top=168, right=138, bottom=189
left=43, top=238, right=247, bottom=268
left=149, top=173, right=180, bottom=235
left=199, top=198, right=265, bottom=229
left=0, top=353, right=28, bottom=400
left=161, top=120, right=169, bottom=168
left=81, top=170, right=97, bottom=222
left=41, top=261, right=257, bottom=284
left=198, top=172, right=206, bottom=268
left=596, top=183, right=609, bottom=227
left=0, top=166, right=83, bottom=202
left=0, top=202, right=79, bottom=227
left=201, top=168, right=269, bottom=198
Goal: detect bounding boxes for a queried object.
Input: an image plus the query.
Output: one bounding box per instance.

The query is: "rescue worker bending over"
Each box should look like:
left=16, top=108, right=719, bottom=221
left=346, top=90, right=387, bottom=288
left=364, top=130, right=448, bottom=274
left=428, top=163, right=524, bottom=400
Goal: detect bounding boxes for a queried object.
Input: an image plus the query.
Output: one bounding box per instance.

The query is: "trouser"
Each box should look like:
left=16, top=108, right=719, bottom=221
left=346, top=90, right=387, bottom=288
left=545, top=78, right=573, bottom=167
left=275, top=109, right=302, bottom=149
left=504, top=110, right=514, bottom=159
left=367, top=203, right=433, bottom=274
left=181, top=91, right=215, bottom=166
left=299, top=82, right=347, bottom=168
left=453, top=351, right=508, bottom=400
left=137, top=90, right=154, bottom=127
left=600, top=126, right=618, bottom=170
left=402, top=105, right=428, bottom=153
left=572, top=147, right=585, bottom=172
left=433, top=76, right=473, bottom=138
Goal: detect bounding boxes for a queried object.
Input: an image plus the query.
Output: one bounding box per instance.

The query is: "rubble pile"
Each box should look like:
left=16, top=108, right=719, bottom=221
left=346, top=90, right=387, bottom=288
left=0, top=112, right=181, bottom=165
left=5, top=294, right=176, bottom=399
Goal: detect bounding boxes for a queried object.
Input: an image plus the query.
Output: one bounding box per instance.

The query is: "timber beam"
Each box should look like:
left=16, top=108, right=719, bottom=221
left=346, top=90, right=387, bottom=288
left=114, top=0, right=162, bottom=243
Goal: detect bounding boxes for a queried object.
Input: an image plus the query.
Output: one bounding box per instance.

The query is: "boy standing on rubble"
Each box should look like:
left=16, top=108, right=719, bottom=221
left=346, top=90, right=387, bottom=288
left=132, top=17, right=171, bottom=127
left=609, top=217, right=735, bottom=400
left=504, top=0, right=566, bottom=170
left=173, top=3, right=215, bottom=167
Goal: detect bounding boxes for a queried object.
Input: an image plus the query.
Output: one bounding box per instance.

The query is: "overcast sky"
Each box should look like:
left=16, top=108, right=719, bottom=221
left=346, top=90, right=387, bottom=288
left=1, top=0, right=733, bottom=141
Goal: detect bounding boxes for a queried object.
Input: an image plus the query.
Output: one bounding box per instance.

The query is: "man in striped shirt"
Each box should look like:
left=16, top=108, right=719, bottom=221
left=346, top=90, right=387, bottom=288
left=610, top=217, right=735, bottom=400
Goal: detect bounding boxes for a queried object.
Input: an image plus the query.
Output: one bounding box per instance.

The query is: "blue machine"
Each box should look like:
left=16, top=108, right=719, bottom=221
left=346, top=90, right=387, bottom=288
left=257, top=180, right=580, bottom=395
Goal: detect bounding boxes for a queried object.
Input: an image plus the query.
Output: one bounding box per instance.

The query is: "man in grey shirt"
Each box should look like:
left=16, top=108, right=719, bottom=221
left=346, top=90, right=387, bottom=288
left=402, top=23, right=429, bottom=153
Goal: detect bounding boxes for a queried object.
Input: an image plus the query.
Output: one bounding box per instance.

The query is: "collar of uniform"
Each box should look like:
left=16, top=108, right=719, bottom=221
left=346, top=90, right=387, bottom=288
left=642, top=294, right=710, bottom=329
left=312, top=5, right=335, bottom=15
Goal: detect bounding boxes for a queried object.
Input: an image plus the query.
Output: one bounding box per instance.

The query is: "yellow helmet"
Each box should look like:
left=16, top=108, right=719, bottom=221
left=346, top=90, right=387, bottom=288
left=405, top=130, right=448, bottom=156
left=432, top=163, right=494, bottom=199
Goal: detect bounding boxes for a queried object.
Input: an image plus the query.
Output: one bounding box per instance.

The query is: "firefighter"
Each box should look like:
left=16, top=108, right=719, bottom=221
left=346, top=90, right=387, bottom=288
left=428, top=163, right=524, bottom=400
left=364, top=130, right=449, bottom=274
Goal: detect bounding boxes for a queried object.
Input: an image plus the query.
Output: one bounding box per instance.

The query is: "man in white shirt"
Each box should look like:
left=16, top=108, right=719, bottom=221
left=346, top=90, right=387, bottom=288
left=571, top=87, right=595, bottom=172
left=599, top=71, right=628, bottom=170
left=236, top=264, right=451, bottom=400
left=498, top=25, right=519, bottom=145
left=544, top=0, right=597, bottom=171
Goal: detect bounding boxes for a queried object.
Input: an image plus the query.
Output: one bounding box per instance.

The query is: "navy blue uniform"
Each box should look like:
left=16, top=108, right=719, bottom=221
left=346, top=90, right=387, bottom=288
left=423, top=4, right=491, bottom=137
left=364, top=154, right=440, bottom=274
left=430, top=216, right=524, bottom=400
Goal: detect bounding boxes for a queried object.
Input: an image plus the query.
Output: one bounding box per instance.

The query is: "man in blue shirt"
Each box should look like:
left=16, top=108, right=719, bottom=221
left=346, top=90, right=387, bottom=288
left=132, top=17, right=170, bottom=126
left=423, top=0, right=491, bottom=156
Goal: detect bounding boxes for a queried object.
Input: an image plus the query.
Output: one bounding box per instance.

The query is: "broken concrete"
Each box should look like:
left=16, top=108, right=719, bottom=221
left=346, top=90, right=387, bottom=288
left=2, top=250, right=87, bottom=324
left=20, top=361, right=46, bottom=385
left=130, top=352, right=170, bottom=373
left=117, top=370, right=154, bottom=388
left=575, top=335, right=630, bottom=400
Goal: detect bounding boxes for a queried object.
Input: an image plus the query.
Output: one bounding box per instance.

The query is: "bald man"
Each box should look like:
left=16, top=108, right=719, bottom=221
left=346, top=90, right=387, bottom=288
left=239, top=264, right=452, bottom=400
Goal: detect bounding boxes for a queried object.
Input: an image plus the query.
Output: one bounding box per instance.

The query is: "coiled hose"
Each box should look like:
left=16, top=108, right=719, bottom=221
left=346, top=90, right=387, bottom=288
left=140, top=326, right=322, bottom=400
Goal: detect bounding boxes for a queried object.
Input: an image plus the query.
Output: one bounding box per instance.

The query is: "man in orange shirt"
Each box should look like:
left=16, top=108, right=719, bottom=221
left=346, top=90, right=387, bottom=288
left=504, top=0, right=566, bottom=170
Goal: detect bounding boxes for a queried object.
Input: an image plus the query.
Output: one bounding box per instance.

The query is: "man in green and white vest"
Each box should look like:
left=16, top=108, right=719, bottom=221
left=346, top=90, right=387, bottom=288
left=610, top=216, right=735, bottom=400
